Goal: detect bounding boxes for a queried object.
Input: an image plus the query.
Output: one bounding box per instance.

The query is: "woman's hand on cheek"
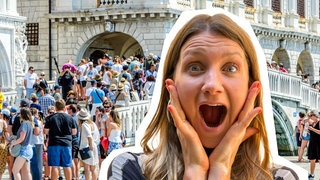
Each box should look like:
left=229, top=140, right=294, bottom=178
left=207, top=81, right=261, bottom=179
left=165, top=79, right=208, bottom=179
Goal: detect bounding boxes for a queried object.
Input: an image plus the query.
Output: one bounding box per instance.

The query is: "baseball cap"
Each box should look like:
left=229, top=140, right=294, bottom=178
left=54, top=85, right=61, bottom=90
left=20, top=98, right=30, bottom=107
left=91, top=80, right=97, bottom=85
left=10, top=107, right=17, bottom=113
left=2, top=102, right=8, bottom=107
left=89, top=62, right=93, bottom=66
left=1, top=109, right=10, bottom=118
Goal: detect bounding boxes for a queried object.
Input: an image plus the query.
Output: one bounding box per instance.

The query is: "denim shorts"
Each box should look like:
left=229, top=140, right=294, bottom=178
left=302, top=134, right=310, bottom=140
left=48, top=146, right=72, bottom=167
left=19, top=144, right=33, bottom=162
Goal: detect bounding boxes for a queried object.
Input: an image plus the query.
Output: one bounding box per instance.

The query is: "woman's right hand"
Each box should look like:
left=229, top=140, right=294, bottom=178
left=166, top=79, right=209, bottom=179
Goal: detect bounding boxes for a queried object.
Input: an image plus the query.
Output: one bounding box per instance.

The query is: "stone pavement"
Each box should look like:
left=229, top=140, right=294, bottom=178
left=283, top=156, right=319, bottom=179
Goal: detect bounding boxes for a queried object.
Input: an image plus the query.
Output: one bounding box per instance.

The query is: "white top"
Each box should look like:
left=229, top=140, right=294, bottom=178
left=143, top=81, right=155, bottom=96
left=78, top=64, right=87, bottom=81
left=103, top=72, right=111, bottom=85
left=109, top=129, right=122, bottom=143
left=24, top=72, right=38, bottom=88
left=112, top=64, right=123, bottom=73
left=79, top=122, right=100, bottom=165
left=302, top=119, right=309, bottom=137
left=87, top=68, right=98, bottom=80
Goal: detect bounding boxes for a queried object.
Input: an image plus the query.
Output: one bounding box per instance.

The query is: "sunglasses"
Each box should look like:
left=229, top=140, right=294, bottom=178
left=104, top=106, right=110, bottom=108
left=40, top=74, right=45, bottom=76
left=48, top=111, right=54, bottom=114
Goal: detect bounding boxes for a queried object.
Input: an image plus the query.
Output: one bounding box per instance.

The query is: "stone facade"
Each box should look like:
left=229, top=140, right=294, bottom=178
left=0, top=0, right=27, bottom=103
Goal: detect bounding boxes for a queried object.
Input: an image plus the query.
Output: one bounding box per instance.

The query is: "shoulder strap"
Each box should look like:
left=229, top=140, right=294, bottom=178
left=148, top=82, right=154, bottom=90
left=95, top=89, right=103, bottom=102
left=115, top=91, right=121, bottom=100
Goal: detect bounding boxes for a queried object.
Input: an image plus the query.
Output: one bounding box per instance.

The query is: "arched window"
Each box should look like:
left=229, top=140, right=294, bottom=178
left=244, top=0, right=254, bottom=7
left=297, top=0, right=305, bottom=18
left=272, top=0, right=281, bottom=12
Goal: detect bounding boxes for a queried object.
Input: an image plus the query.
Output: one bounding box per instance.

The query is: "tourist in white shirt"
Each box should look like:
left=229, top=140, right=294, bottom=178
left=86, top=62, right=98, bottom=81
left=24, top=66, right=38, bottom=99
left=77, top=59, right=88, bottom=100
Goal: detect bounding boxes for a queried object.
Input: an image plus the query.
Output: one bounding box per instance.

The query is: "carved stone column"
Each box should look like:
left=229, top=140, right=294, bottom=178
left=14, top=22, right=28, bottom=100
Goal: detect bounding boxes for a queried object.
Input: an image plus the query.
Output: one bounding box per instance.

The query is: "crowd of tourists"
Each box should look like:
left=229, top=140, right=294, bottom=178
left=295, top=111, right=320, bottom=179
left=0, top=53, right=160, bottom=179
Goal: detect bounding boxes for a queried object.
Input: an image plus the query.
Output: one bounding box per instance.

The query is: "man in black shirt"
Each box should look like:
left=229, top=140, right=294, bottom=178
left=44, top=99, right=77, bottom=180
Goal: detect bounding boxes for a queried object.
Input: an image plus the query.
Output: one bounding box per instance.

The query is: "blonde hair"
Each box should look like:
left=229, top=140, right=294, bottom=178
left=109, top=109, right=121, bottom=128
left=141, top=14, right=271, bottom=179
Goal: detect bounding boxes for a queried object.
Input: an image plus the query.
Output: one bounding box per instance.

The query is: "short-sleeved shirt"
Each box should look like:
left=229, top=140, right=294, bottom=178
left=24, top=73, right=38, bottom=88
left=10, top=114, right=39, bottom=136
left=17, top=121, right=33, bottom=146
left=91, top=88, right=105, bottom=104
left=44, top=112, right=76, bottom=147
left=78, top=65, right=87, bottom=81
left=87, top=68, right=98, bottom=80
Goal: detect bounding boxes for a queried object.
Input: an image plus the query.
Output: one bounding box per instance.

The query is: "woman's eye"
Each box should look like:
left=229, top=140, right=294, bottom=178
left=187, top=64, right=203, bottom=72
left=223, top=64, right=238, bottom=73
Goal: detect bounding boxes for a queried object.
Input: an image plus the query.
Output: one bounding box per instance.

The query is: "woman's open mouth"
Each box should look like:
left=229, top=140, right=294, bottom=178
left=199, top=104, right=227, bottom=127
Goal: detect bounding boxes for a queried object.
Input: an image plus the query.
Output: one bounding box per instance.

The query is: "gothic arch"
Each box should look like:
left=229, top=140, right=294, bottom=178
left=297, top=50, right=313, bottom=82
left=272, top=48, right=290, bottom=72
left=272, top=99, right=296, bottom=155
left=0, top=40, right=13, bottom=88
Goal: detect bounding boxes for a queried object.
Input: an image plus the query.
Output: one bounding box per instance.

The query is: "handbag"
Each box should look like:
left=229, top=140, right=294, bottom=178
left=10, top=144, right=21, bottom=157
left=79, top=123, right=93, bottom=160
left=79, top=147, right=92, bottom=160
left=100, top=136, right=109, bottom=152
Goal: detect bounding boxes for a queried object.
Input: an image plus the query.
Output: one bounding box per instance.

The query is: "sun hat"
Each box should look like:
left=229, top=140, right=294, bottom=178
left=95, top=74, right=102, bottom=81
left=109, top=84, right=117, bottom=91
left=120, top=77, right=126, bottom=82
left=78, top=109, right=91, bottom=120
left=118, top=83, right=124, bottom=90
left=112, top=71, right=119, bottom=78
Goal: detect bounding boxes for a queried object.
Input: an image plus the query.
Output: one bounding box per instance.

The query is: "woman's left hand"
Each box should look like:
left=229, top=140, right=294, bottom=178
left=207, top=81, right=261, bottom=179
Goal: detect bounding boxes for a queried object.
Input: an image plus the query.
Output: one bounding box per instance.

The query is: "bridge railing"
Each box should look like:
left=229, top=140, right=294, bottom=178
left=268, top=69, right=320, bottom=110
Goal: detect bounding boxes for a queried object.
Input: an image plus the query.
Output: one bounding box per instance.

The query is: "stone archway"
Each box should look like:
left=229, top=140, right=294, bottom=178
left=297, top=50, right=313, bottom=82
left=272, top=99, right=296, bottom=156
left=0, top=40, right=13, bottom=89
left=272, top=48, right=290, bottom=72
left=76, top=31, right=143, bottom=64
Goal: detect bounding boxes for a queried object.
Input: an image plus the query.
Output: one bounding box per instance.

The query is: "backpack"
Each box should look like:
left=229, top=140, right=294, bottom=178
left=132, top=78, right=141, bottom=91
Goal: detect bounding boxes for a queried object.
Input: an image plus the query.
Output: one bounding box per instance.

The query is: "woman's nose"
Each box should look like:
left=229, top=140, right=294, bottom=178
left=201, top=71, right=223, bottom=95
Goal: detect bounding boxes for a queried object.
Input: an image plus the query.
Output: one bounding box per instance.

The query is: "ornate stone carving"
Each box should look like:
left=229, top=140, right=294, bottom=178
left=14, top=22, right=28, bottom=86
